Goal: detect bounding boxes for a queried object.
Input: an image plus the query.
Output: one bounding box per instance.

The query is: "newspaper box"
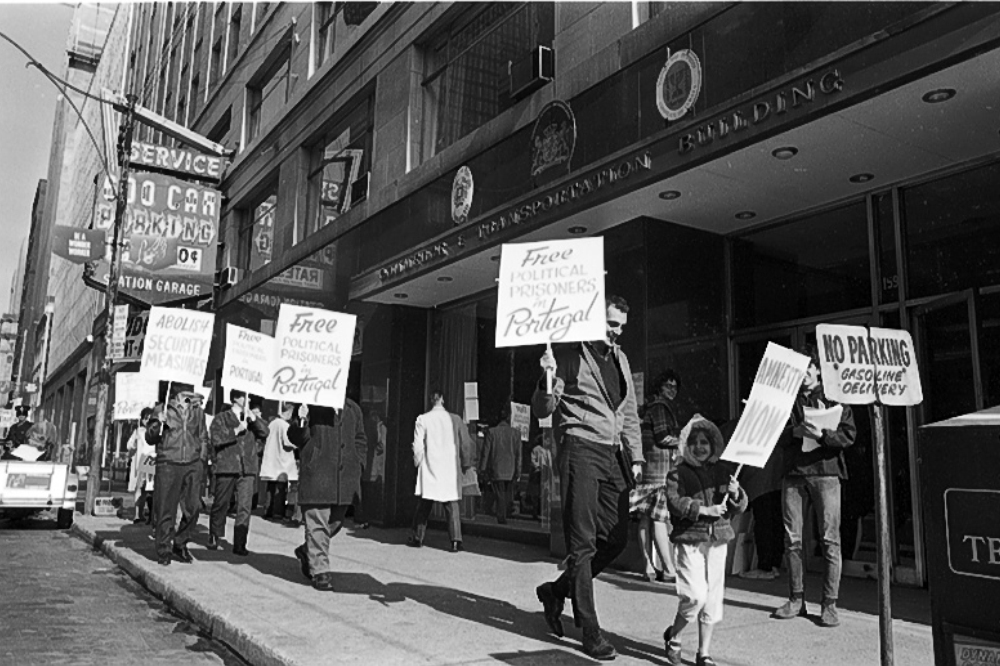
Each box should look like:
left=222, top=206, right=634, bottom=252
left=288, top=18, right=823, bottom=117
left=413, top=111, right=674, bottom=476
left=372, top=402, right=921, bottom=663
left=918, top=405, right=1000, bottom=666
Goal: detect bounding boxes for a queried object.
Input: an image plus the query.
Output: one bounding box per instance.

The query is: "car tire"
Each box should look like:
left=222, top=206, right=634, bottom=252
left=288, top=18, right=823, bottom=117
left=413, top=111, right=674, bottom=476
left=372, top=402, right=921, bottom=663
left=57, top=508, right=74, bottom=529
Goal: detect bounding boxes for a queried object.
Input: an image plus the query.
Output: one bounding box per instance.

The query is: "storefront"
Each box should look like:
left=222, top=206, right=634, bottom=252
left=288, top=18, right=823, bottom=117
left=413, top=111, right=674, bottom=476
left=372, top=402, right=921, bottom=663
left=212, top=3, right=1000, bottom=584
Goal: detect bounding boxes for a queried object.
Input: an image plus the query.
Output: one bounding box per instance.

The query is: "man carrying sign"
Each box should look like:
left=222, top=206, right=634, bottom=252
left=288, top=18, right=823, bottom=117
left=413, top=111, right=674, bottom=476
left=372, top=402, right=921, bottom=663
left=532, top=295, right=643, bottom=661
left=773, top=344, right=856, bottom=628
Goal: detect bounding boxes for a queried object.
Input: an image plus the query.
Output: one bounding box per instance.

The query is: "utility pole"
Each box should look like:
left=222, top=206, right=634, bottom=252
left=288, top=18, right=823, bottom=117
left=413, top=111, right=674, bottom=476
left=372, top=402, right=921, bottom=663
left=84, top=94, right=137, bottom=515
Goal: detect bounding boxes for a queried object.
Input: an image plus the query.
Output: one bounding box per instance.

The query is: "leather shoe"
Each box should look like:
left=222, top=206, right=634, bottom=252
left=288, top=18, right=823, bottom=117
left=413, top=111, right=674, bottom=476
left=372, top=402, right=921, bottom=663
left=450, top=541, right=463, bottom=553
left=663, top=626, right=682, bottom=665
left=820, top=600, right=841, bottom=627
left=311, top=572, right=335, bottom=591
left=406, top=536, right=423, bottom=548
left=233, top=546, right=250, bottom=556
left=294, top=544, right=312, bottom=580
left=207, top=534, right=219, bottom=550
left=171, top=544, right=193, bottom=563
left=536, top=582, right=565, bottom=638
left=582, top=628, right=617, bottom=661
left=772, top=596, right=807, bottom=619
left=157, top=555, right=171, bottom=566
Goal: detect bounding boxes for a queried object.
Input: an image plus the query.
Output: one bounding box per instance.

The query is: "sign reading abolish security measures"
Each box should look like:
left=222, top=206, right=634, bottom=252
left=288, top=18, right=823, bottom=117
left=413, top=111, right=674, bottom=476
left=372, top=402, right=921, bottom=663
left=495, top=238, right=605, bottom=347
left=721, top=343, right=810, bottom=468
left=113, top=373, right=159, bottom=421
left=816, top=324, right=923, bottom=406
left=222, top=324, right=274, bottom=397
left=140, top=306, right=215, bottom=385
left=271, top=304, right=356, bottom=408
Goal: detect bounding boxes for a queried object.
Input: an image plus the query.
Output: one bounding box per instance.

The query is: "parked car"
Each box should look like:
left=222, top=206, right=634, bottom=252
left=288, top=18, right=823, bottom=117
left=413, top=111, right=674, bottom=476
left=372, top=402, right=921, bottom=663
left=0, top=460, right=79, bottom=528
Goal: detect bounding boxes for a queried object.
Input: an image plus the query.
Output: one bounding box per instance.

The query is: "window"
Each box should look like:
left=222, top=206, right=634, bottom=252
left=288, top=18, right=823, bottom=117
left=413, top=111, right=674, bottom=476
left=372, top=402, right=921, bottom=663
left=190, top=75, right=202, bottom=119
left=314, top=2, right=377, bottom=71
left=247, top=46, right=291, bottom=142
left=315, top=2, right=336, bottom=68
left=210, top=37, right=223, bottom=86
left=242, top=188, right=278, bottom=272
left=207, top=107, right=232, bottom=148
left=227, top=6, right=242, bottom=67
left=303, top=98, right=373, bottom=243
left=421, top=3, right=554, bottom=161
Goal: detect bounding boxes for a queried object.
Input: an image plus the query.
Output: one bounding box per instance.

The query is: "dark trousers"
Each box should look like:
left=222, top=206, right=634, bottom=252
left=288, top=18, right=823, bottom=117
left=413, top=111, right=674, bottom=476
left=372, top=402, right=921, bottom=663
left=751, top=490, right=785, bottom=571
left=211, top=473, right=255, bottom=548
left=550, top=436, right=630, bottom=631
left=354, top=480, right=377, bottom=524
left=491, top=479, right=513, bottom=522
left=412, top=498, right=462, bottom=543
left=265, top=481, right=288, bottom=518
left=153, top=460, right=203, bottom=557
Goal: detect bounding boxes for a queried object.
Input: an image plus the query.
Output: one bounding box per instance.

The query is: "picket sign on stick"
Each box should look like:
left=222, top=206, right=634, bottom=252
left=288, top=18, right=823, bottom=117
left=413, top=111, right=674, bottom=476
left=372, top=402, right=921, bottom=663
left=546, top=343, right=553, bottom=394
left=140, top=306, right=215, bottom=386
left=112, top=372, right=159, bottom=421
left=221, top=323, right=275, bottom=399
left=270, top=304, right=356, bottom=409
left=495, top=238, right=607, bottom=394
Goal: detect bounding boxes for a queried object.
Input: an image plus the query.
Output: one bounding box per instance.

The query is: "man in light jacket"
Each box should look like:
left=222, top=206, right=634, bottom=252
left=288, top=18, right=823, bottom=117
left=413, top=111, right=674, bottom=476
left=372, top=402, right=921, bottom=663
left=480, top=405, right=522, bottom=524
left=408, top=390, right=474, bottom=552
left=531, top=295, right=644, bottom=661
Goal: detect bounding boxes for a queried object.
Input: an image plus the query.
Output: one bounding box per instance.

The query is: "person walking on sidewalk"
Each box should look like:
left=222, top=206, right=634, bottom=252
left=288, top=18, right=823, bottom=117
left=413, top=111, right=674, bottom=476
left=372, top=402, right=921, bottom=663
left=772, top=344, right=856, bottom=628
left=663, top=416, right=747, bottom=666
left=127, top=407, right=156, bottom=524
left=146, top=385, right=210, bottom=566
left=531, top=295, right=644, bottom=661
left=287, top=401, right=368, bottom=592
left=208, top=390, right=269, bottom=556
left=480, top=405, right=522, bottom=524
left=260, top=402, right=298, bottom=521
left=408, top=390, right=474, bottom=552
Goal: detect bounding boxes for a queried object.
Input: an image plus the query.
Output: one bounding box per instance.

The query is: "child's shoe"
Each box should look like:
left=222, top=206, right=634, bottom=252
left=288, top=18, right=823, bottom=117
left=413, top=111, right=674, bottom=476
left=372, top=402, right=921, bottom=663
left=663, top=626, right=682, bottom=666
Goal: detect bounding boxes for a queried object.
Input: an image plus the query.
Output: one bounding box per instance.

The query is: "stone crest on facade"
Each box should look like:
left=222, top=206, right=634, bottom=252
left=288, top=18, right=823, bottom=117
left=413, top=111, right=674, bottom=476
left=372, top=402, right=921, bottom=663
left=530, top=100, right=576, bottom=178
left=657, top=49, right=702, bottom=121
left=451, top=166, right=474, bottom=225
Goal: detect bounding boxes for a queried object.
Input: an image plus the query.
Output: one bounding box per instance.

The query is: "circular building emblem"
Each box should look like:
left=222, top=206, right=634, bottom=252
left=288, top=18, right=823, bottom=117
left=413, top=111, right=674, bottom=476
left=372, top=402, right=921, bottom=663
left=530, top=100, right=576, bottom=178
left=656, top=49, right=702, bottom=121
left=451, top=166, right=474, bottom=225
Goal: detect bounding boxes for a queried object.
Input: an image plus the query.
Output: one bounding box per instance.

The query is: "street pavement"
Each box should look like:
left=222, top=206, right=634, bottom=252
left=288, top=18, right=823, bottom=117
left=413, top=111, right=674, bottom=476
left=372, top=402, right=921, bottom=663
left=0, top=510, right=245, bottom=666
left=67, top=509, right=935, bottom=666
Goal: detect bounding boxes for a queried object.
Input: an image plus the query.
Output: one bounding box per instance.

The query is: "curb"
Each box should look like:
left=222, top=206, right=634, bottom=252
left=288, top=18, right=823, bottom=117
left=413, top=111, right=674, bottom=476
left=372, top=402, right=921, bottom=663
left=71, top=522, right=296, bottom=666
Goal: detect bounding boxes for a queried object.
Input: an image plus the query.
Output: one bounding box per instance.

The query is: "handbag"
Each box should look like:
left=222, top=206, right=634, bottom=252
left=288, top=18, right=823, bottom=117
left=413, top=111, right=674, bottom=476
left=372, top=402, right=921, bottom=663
left=461, top=467, right=481, bottom=497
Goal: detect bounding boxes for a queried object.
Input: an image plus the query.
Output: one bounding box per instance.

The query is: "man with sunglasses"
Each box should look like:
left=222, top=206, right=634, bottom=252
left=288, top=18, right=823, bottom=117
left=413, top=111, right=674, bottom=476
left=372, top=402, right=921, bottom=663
left=532, top=294, right=644, bottom=661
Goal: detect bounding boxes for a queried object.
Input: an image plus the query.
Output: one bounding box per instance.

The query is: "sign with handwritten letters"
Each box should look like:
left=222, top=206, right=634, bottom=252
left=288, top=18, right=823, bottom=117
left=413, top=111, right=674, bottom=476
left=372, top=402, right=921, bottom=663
left=816, top=324, right=923, bottom=406
left=511, top=402, right=531, bottom=442
left=271, top=304, right=356, bottom=409
left=721, top=343, right=811, bottom=468
left=221, top=324, right=275, bottom=397
left=113, top=373, right=160, bottom=421
left=495, top=238, right=605, bottom=348
left=140, top=307, right=215, bottom=386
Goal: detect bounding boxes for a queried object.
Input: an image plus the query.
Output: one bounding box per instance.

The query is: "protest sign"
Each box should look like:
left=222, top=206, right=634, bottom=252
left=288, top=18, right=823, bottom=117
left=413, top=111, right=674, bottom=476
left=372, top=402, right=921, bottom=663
left=108, top=305, right=128, bottom=361
left=113, top=372, right=160, bottom=420
left=721, top=343, right=810, bottom=468
left=816, top=324, right=923, bottom=406
left=511, top=402, right=531, bottom=442
left=221, top=324, right=274, bottom=397
left=0, top=408, right=15, bottom=429
left=495, top=238, right=605, bottom=347
left=140, top=306, right=215, bottom=385
left=270, top=304, right=355, bottom=408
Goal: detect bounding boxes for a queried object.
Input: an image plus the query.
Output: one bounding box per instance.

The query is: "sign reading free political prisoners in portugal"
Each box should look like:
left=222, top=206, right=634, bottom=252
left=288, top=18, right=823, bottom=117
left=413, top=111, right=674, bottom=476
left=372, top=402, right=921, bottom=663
left=816, top=324, right=923, bottom=406
left=271, top=304, right=356, bottom=409
left=222, top=324, right=275, bottom=397
left=721, top=343, right=811, bottom=468
left=495, top=238, right=605, bottom=347
left=140, top=307, right=215, bottom=386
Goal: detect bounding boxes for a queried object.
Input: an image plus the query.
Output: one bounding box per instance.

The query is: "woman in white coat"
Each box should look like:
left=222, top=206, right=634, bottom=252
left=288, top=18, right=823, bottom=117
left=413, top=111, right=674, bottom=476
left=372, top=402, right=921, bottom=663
left=127, top=408, right=156, bottom=524
left=260, top=403, right=299, bottom=521
left=408, top=391, right=474, bottom=551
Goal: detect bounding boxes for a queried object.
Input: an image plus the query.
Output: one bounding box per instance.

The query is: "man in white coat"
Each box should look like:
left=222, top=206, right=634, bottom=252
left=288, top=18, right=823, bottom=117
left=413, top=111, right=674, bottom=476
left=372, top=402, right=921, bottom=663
left=408, top=390, right=473, bottom=552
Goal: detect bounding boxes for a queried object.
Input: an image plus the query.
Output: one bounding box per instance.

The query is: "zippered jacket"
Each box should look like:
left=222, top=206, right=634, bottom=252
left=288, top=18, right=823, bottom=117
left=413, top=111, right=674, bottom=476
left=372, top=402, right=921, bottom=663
left=145, top=403, right=209, bottom=465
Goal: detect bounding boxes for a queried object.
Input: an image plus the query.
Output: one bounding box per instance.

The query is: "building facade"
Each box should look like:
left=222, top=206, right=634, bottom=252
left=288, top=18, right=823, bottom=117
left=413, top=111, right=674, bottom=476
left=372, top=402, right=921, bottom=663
left=27, top=2, right=998, bottom=587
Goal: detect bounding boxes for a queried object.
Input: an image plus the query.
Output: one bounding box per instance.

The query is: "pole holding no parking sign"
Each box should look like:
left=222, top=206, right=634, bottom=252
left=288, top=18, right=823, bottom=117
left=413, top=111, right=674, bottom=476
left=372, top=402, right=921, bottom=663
left=817, top=324, right=923, bottom=666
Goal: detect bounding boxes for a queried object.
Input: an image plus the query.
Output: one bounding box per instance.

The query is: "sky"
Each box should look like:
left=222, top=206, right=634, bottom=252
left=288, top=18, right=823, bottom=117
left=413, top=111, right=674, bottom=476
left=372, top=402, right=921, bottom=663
left=0, top=3, right=75, bottom=314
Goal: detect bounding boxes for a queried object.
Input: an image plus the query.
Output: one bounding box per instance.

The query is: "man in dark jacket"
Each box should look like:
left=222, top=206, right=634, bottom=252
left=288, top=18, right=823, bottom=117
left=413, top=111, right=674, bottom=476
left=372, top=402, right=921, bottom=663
left=209, top=390, right=269, bottom=555
left=772, top=344, right=856, bottom=628
left=146, top=384, right=211, bottom=566
left=531, top=295, right=644, bottom=661
left=480, top=406, right=522, bottom=524
left=287, top=400, right=367, bottom=591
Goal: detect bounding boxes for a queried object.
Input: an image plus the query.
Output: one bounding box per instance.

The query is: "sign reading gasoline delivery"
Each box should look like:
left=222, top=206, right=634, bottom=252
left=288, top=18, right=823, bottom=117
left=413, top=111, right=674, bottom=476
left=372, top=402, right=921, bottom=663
left=140, top=307, right=215, bottom=386
left=816, top=324, right=923, bottom=406
left=495, top=238, right=605, bottom=347
left=271, top=304, right=356, bottom=409
left=92, top=172, right=220, bottom=305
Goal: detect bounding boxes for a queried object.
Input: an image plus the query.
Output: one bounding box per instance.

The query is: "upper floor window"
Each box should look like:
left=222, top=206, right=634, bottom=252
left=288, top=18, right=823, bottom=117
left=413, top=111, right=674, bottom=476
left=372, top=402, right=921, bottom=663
left=420, top=3, right=554, bottom=161
left=227, top=6, right=242, bottom=67
left=314, top=2, right=378, bottom=71
left=247, top=44, right=291, bottom=143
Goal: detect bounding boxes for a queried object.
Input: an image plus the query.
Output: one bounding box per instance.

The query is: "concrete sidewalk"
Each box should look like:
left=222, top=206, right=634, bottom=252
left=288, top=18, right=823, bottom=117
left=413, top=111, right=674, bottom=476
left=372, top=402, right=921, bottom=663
left=71, top=514, right=933, bottom=666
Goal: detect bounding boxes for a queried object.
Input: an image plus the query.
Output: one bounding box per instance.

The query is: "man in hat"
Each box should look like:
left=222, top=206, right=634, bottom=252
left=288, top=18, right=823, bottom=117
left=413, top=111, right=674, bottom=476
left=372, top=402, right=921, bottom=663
left=7, top=406, right=33, bottom=447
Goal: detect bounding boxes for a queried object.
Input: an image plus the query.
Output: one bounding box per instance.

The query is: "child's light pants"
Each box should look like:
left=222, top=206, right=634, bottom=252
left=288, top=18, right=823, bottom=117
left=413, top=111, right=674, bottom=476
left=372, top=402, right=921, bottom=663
left=675, top=541, right=728, bottom=625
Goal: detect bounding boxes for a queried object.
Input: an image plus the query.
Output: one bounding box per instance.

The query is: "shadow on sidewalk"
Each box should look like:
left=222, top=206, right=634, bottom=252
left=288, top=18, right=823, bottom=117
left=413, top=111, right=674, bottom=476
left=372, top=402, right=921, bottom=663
left=343, top=524, right=558, bottom=565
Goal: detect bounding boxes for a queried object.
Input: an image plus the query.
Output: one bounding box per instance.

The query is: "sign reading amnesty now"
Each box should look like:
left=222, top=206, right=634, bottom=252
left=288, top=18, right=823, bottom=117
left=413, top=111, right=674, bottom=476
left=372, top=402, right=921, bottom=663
left=495, top=238, right=605, bottom=348
left=816, top=324, right=923, bottom=406
left=140, top=306, right=215, bottom=385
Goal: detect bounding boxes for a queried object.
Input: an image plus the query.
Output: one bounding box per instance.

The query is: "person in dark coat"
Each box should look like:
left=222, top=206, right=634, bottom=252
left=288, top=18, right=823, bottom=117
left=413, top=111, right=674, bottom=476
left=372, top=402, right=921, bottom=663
left=480, top=405, right=522, bottom=524
left=287, top=399, right=368, bottom=591
left=2, top=406, right=34, bottom=458
left=209, top=390, right=269, bottom=555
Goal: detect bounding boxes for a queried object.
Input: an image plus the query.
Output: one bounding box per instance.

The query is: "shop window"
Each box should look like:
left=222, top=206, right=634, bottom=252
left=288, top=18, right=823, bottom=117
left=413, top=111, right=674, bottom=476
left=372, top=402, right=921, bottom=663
left=902, top=160, right=1000, bottom=299
left=241, top=187, right=278, bottom=272
left=302, top=98, right=373, bottom=243
left=731, top=202, right=871, bottom=328
left=247, top=44, right=291, bottom=142
left=420, top=3, right=554, bottom=162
